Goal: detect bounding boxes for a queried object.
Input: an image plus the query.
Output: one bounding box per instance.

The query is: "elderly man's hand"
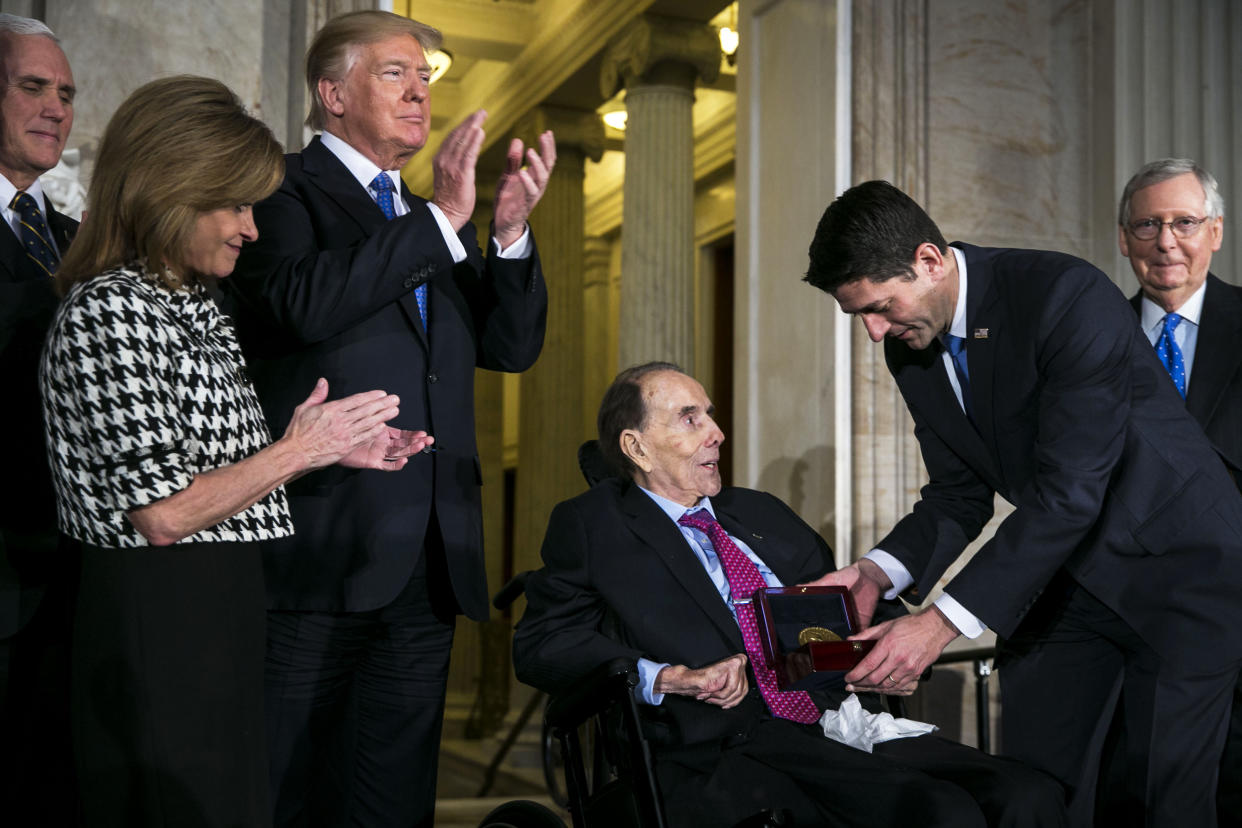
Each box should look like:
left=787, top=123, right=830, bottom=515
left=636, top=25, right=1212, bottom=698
left=654, top=654, right=749, bottom=709
left=798, top=558, right=891, bottom=628
left=493, top=129, right=556, bottom=249
left=843, top=607, right=959, bottom=695
left=432, top=109, right=486, bottom=232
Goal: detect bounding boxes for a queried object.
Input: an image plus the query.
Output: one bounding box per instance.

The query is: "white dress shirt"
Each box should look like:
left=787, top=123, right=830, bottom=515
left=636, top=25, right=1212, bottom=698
left=1138, top=280, right=1204, bottom=386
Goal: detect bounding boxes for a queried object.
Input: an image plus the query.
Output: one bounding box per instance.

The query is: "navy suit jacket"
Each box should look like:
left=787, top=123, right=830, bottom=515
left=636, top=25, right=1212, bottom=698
left=226, top=136, right=546, bottom=619
left=514, top=481, right=867, bottom=749
left=0, top=199, right=75, bottom=639
left=1130, top=273, right=1242, bottom=478
left=878, top=244, right=1242, bottom=672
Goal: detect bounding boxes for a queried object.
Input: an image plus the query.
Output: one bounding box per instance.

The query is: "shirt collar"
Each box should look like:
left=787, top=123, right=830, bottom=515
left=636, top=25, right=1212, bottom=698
left=944, top=245, right=969, bottom=341
left=0, top=171, right=47, bottom=213
left=637, top=485, right=716, bottom=523
left=1139, top=279, right=1206, bottom=334
left=319, top=130, right=402, bottom=195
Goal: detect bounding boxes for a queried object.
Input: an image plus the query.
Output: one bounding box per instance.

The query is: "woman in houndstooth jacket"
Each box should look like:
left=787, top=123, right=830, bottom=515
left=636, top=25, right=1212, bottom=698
left=38, top=76, right=429, bottom=828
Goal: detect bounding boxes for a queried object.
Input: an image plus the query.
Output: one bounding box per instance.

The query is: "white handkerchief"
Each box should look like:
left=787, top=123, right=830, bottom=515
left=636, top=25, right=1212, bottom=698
left=818, top=693, right=938, bottom=753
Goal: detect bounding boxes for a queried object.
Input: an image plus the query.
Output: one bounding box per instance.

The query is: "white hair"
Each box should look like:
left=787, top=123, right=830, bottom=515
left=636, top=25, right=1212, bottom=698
left=1119, top=158, right=1225, bottom=225
left=0, top=14, right=58, bottom=42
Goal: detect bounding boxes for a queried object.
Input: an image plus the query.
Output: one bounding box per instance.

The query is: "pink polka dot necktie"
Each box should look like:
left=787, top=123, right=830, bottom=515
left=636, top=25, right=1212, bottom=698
left=678, top=509, right=821, bottom=724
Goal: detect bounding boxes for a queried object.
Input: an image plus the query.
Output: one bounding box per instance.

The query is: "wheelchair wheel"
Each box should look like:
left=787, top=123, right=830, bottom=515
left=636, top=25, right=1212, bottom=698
left=477, top=799, right=567, bottom=828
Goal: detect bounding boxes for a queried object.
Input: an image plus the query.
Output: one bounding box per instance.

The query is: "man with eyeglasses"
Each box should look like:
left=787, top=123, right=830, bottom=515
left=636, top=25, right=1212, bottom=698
left=1118, top=157, right=1241, bottom=827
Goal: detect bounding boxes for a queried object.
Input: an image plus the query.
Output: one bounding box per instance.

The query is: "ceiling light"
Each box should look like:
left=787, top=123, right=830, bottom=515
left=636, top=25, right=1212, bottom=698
left=719, top=26, right=739, bottom=59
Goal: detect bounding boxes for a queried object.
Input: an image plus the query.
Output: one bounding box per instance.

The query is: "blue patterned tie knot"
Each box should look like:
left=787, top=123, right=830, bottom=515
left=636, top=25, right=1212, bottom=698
left=370, top=173, right=426, bottom=327
left=1155, top=312, right=1186, bottom=398
left=10, top=191, right=58, bottom=276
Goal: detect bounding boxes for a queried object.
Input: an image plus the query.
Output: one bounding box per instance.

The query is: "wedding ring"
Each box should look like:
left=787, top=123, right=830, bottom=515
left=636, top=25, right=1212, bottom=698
left=885, top=674, right=897, bottom=685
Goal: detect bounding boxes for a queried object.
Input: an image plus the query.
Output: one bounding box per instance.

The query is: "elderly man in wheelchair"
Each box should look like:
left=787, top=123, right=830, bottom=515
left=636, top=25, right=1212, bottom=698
left=511, top=363, right=1066, bottom=828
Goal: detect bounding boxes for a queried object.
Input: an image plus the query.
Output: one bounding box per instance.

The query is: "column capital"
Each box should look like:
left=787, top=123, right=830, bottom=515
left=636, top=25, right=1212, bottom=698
left=600, top=14, right=721, bottom=98
left=514, top=106, right=606, bottom=163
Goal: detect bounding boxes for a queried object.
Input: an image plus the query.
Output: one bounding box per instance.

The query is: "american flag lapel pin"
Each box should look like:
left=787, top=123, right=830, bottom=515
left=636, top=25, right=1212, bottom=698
left=973, top=328, right=989, bottom=339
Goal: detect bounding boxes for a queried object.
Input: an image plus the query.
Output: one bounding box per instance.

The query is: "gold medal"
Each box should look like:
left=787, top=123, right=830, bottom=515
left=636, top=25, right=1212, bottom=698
left=797, top=626, right=841, bottom=646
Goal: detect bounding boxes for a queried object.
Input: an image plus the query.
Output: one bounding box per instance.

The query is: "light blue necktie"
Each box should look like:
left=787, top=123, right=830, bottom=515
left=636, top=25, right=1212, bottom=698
left=1155, top=313, right=1186, bottom=398
left=370, top=172, right=427, bottom=328
left=945, top=334, right=975, bottom=423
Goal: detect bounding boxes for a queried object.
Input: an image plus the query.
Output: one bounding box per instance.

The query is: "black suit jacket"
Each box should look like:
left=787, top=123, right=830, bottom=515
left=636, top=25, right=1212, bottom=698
left=878, top=244, right=1242, bottom=672
left=225, top=136, right=546, bottom=619
left=514, top=480, right=864, bottom=749
left=0, top=198, right=75, bottom=638
left=1130, top=273, right=1242, bottom=478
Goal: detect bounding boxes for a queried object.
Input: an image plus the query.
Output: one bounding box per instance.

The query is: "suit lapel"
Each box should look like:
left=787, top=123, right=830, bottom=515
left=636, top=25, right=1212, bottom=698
left=302, top=137, right=428, bottom=349
left=960, top=243, right=1001, bottom=458
left=621, top=485, right=744, bottom=649
left=1187, top=274, right=1242, bottom=424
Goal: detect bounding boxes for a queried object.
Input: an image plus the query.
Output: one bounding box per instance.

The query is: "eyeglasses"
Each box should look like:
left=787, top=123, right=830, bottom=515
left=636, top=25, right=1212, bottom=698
left=1126, top=215, right=1210, bottom=241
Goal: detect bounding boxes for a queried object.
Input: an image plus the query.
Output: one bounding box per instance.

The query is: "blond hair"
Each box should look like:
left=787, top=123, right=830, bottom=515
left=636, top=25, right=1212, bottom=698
left=305, top=10, right=441, bottom=131
left=57, top=75, right=284, bottom=294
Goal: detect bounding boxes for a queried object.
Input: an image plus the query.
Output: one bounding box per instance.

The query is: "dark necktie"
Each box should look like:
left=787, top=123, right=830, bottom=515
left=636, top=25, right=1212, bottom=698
left=10, top=191, right=58, bottom=276
left=945, top=334, right=975, bottom=422
left=677, top=509, right=821, bottom=724
left=370, top=172, right=427, bottom=328
left=1154, top=313, right=1186, bottom=398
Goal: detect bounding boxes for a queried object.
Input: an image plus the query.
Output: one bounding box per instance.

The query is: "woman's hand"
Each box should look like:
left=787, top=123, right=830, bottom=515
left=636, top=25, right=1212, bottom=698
left=281, top=378, right=401, bottom=470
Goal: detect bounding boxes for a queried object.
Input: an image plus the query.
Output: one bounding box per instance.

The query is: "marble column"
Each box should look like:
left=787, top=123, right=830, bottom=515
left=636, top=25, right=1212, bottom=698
left=849, top=0, right=929, bottom=560
left=512, top=107, right=605, bottom=581
left=582, top=235, right=612, bottom=435
left=602, top=15, right=720, bottom=370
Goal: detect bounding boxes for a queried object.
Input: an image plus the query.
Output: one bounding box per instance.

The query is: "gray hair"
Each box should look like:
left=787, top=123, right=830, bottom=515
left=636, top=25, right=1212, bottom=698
left=0, top=14, right=58, bottom=42
left=1119, top=158, right=1225, bottom=225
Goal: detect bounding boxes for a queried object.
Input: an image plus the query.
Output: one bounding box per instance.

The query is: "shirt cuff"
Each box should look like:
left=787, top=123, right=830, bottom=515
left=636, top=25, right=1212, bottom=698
left=637, top=658, right=669, bottom=705
left=864, top=549, right=914, bottom=600
left=493, top=225, right=531, bottom=259
left=425, top=202, right=467, bottom=264
left=933, top=593, right=986, bottom=639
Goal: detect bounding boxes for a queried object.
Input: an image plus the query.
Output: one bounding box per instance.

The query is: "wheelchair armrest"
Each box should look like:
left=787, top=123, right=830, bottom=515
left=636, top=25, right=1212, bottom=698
left=544, top=657, right=639, bottom=732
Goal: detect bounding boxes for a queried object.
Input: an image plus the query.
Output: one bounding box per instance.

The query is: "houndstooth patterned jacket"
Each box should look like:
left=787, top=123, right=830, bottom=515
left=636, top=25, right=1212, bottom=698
left=39, top=263, right=293, bottom=548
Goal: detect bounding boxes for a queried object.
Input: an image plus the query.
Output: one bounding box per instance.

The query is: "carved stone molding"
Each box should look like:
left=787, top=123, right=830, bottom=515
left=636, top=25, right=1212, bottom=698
left=514, top=105, right=605, bottom=163
left=600, top=14, right=721, bottom=98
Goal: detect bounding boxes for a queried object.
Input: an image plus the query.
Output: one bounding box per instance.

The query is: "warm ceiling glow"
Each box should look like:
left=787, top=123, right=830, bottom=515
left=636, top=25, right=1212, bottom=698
left=602, top=110, right=628, bottom=131
left=427, top=49, right=453, bottom=84
left=719, top=26, right=739, bottom=57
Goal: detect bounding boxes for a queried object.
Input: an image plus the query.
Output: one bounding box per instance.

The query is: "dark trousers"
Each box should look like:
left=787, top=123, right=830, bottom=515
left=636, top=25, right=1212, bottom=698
left=265, top=550, right=457, bottom=828
left=997, top=574, right=1237, bottom=828
left=656, top=717, right=1067, bottom=827
left=0, top=531, right=78, bottom=827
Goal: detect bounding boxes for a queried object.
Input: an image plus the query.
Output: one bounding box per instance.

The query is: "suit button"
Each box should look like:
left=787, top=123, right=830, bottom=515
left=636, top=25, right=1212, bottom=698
left=428, top=372, right=438, bottom=383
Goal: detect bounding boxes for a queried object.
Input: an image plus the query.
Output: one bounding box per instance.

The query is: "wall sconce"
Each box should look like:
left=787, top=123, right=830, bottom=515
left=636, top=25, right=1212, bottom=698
left=427, top=49, right=453, bottom=84
left=719, top=26, right=739, bottom=66
left=602, top=110, right=628, bottom=131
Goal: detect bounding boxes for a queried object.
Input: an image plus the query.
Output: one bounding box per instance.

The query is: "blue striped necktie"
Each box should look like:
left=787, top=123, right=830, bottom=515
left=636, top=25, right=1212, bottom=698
left=10, top=191, right=58, bottom=276
left=370, top=172, right=427, bottom=328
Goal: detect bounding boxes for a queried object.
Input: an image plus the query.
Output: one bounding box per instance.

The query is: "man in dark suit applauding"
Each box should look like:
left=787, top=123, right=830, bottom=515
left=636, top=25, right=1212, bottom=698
left=1119, top=158, right=1242, bottom=826
left=226, top=10, right=552, bottom=828
left=0, top=13, right=78, bottom=823
left=803, top=180, right=1242, bottom=827
left=515, top=362, right=1066, bottom=828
